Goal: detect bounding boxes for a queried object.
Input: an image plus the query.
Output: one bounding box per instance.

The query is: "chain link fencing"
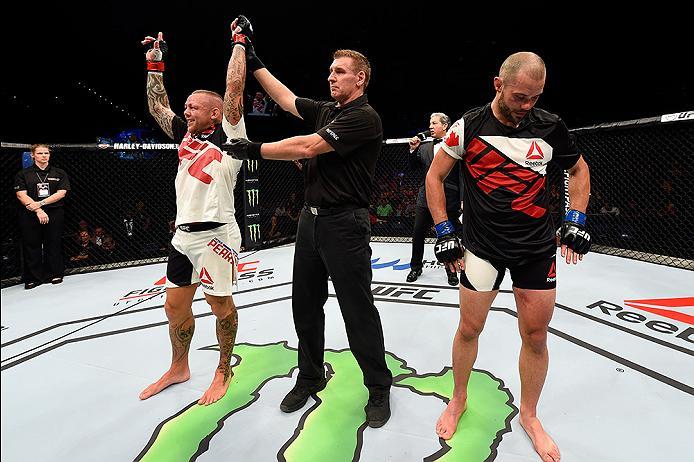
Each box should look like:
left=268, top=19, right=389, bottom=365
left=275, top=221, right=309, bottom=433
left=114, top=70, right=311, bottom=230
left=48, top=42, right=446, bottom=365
left=2, top=111, right=691, bottom=286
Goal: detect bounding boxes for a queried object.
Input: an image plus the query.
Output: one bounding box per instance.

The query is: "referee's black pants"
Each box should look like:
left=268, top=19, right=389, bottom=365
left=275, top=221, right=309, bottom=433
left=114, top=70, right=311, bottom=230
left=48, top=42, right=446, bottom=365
left=18, top=207, right=65, bottom=283
left=292, top=207, right=392, bottom=393
left=410, top=205, right=461, bottom=271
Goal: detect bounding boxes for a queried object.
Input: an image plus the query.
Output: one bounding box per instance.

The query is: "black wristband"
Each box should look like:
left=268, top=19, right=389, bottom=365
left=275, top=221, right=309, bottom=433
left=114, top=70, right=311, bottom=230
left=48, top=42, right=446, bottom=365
left=248, top=54, right=266, bottom=73
left=248, top=142, right=262, bottom=160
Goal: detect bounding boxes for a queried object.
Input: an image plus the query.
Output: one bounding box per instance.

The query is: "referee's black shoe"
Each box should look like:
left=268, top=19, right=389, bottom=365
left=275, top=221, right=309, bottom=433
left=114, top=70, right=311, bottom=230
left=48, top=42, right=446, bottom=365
left=280, top=378, right=327, bottom=413
left=406, top=268, right=422, bottom=282
left=365, top=390, right=391, bottom=428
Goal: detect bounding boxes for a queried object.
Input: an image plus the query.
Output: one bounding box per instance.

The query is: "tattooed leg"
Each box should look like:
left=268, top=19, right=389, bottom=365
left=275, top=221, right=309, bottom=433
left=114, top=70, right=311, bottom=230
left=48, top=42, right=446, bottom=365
left=199, top=299, right=238, bottom=405
left=139, top=286, right=196, bottom=400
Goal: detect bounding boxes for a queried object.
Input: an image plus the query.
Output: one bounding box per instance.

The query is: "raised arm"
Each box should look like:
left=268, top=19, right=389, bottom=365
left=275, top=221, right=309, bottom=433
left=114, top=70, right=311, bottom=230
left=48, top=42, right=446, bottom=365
left=231, top=16, right=300, bottom=118
left=142, top=32, right=175, bottom=139
left=253, top=69, right=300, bottom=118
left=223, top=23, right=247, bottom=125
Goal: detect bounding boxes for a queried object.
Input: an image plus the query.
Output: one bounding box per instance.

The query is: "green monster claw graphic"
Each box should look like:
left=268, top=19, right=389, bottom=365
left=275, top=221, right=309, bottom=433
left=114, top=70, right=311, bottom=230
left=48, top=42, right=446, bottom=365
left=137, top=343, right=517, bottom=461
left=397, top=369, right=518, bottom=461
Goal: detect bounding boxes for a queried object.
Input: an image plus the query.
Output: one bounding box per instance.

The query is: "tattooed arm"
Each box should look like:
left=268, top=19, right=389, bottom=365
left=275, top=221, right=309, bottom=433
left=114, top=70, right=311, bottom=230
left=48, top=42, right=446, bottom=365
left=224, top=43, right=246, bottom=125
left=147, top=71, right=176, bottom=139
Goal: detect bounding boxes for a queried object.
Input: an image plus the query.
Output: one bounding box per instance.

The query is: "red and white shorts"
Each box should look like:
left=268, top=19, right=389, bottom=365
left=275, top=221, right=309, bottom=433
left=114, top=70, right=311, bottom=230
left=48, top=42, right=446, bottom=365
left=166, top=222, right=242, bottom=296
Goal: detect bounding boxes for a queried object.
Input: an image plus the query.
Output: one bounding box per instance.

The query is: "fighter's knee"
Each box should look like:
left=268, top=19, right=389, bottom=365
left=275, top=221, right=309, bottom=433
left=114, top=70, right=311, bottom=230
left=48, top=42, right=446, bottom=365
left=520, top=329, right=548, bottom=353
left=209, top=299, right=236, bottom=319
left=456, top=321, right=484, bottom=342
left=164, top=301, right=184, bottom=319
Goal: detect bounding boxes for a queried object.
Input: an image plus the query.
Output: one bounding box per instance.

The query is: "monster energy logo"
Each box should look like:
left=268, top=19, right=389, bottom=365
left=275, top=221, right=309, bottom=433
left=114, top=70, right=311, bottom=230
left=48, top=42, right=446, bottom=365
left=246, top=159, right=259, bottom=173
left=246, top=189, right=259, bottom=207
left=248, top=223, right=261, bottom=242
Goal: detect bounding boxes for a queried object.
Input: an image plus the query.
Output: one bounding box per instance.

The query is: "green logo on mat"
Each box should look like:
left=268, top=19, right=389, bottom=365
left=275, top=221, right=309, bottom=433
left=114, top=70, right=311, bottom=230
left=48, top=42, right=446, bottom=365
left=137, top=342, right=517, bottom=461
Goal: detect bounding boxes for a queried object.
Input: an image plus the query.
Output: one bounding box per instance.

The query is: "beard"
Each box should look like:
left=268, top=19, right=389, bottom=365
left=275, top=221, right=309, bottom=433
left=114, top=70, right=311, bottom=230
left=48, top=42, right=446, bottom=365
left=498, top=96, right=521, bottom=125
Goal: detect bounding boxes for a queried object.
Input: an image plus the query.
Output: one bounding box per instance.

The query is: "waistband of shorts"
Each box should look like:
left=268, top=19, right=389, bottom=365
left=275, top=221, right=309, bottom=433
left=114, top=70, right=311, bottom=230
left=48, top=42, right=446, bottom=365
left=177, top=222, right=225, bottom=232
left=303, top=204, right=361, bottom=216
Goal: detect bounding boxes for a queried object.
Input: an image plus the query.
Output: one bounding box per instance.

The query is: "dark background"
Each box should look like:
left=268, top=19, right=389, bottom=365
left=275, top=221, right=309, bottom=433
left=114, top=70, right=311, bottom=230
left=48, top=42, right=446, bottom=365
left=2, top=5, right=691, bottom=143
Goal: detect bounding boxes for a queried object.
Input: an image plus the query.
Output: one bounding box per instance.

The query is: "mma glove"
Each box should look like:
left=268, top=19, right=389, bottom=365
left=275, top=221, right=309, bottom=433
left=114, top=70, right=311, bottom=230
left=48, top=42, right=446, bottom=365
left=560, top=209, right=592, bottom=255
left=226, top=138, right=262, bottom=160
left=433, top=220, right=464, bottom=265
left=143, top=37, right=168, bottom=72
left=231, top=15, right=265, bottom=72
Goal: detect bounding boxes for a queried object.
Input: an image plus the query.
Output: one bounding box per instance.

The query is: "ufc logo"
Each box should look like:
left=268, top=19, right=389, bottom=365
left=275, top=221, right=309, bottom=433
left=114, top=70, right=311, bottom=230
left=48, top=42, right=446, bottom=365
left=567, top=227, right=590, bottom=242
left=435, top=240, right=455, bottom=253
left=188, top=148, right=222, bottom=184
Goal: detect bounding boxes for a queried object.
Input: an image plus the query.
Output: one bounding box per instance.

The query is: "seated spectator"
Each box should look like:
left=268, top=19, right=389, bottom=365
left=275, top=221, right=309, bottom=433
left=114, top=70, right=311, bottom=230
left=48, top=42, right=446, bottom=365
left=285, top=192, right=301, bottom=232
left=267, top=215, right=282, bottom=240
left=376, top=198, right=394, bottom=221
left=134, top=199, right=153, bottom=233
left=91, top=225, right=107, bottom=247
left=100, top=234, right=117, bottom=257
left=73, top=219, right=93, bottom=244
left=69, top=230, right=94, bottom=265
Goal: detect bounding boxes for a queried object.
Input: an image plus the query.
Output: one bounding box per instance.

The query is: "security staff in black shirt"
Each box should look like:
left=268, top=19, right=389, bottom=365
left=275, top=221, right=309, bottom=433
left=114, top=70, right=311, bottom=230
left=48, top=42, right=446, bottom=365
left=226, top=28, right=392, bottom=428
left=14, top=144, right=71, bottom=289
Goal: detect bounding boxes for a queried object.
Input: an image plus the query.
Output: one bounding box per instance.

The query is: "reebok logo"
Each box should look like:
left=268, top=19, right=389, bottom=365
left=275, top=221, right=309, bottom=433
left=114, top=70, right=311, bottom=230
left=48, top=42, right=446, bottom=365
left=326, top=129, right=339, bottom=140
left=587, top=299, right=693, bottom=345
left=525, top=141, right=545, bottom=166
left=546, top=261, right=556, bottom=283
left=200, top=267, right=214, bottom=287
left=525, top=141, right=545, bottom=160
left=623, top=297, right=694, bottom=325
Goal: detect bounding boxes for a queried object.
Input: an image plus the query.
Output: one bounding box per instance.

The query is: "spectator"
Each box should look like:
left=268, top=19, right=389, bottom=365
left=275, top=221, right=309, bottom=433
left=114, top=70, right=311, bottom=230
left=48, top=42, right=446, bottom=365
left=92, top=225, right=107, bottom=247
left=69, top=230, right=94, bottom=265
left=73, top=219, right=93, bottom=245
left=134, top=199, right=153, bottom=233
left=376, top=197, right=394, bottom=220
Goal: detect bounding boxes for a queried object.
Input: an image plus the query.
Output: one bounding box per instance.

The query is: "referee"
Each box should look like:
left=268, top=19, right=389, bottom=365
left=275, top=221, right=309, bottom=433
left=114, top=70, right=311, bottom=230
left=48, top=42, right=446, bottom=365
left=14, top=144, right=70, bottom=289
left=226, top=23, right=393, bottom=428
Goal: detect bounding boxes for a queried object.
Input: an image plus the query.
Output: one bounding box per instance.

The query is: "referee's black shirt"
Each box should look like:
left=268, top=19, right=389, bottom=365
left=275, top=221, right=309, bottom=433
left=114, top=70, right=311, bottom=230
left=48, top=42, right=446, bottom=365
left=296, top=94, right=383, bottom=208
left=13, top=164, right=71, bottom=208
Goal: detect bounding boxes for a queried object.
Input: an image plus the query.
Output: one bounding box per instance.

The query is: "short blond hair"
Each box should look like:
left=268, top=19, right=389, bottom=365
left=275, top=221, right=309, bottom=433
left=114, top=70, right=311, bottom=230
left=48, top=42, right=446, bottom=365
left=31, top=144, right=50, bottom=154
left=192, top=89, right=223, bottom=105
left=333, top=49, right=371, bottom=88
left=191, top=90, right=223, bottom=122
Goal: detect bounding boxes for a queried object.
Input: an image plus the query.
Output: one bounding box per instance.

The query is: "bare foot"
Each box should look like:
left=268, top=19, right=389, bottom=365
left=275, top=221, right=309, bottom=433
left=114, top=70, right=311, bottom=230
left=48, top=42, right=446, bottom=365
left=436, top=398, right=467, bottom=440
left=519, top=415, right=561, bottom=462
left=139, top=369, right=190, bottom=400
left=198, top=371, right=233, bottom=406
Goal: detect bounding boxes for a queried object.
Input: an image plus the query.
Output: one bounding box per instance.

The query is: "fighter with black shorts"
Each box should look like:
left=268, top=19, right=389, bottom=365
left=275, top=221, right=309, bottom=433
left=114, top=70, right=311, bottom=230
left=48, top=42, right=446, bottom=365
left=427, top=52, right=591, bottom=462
